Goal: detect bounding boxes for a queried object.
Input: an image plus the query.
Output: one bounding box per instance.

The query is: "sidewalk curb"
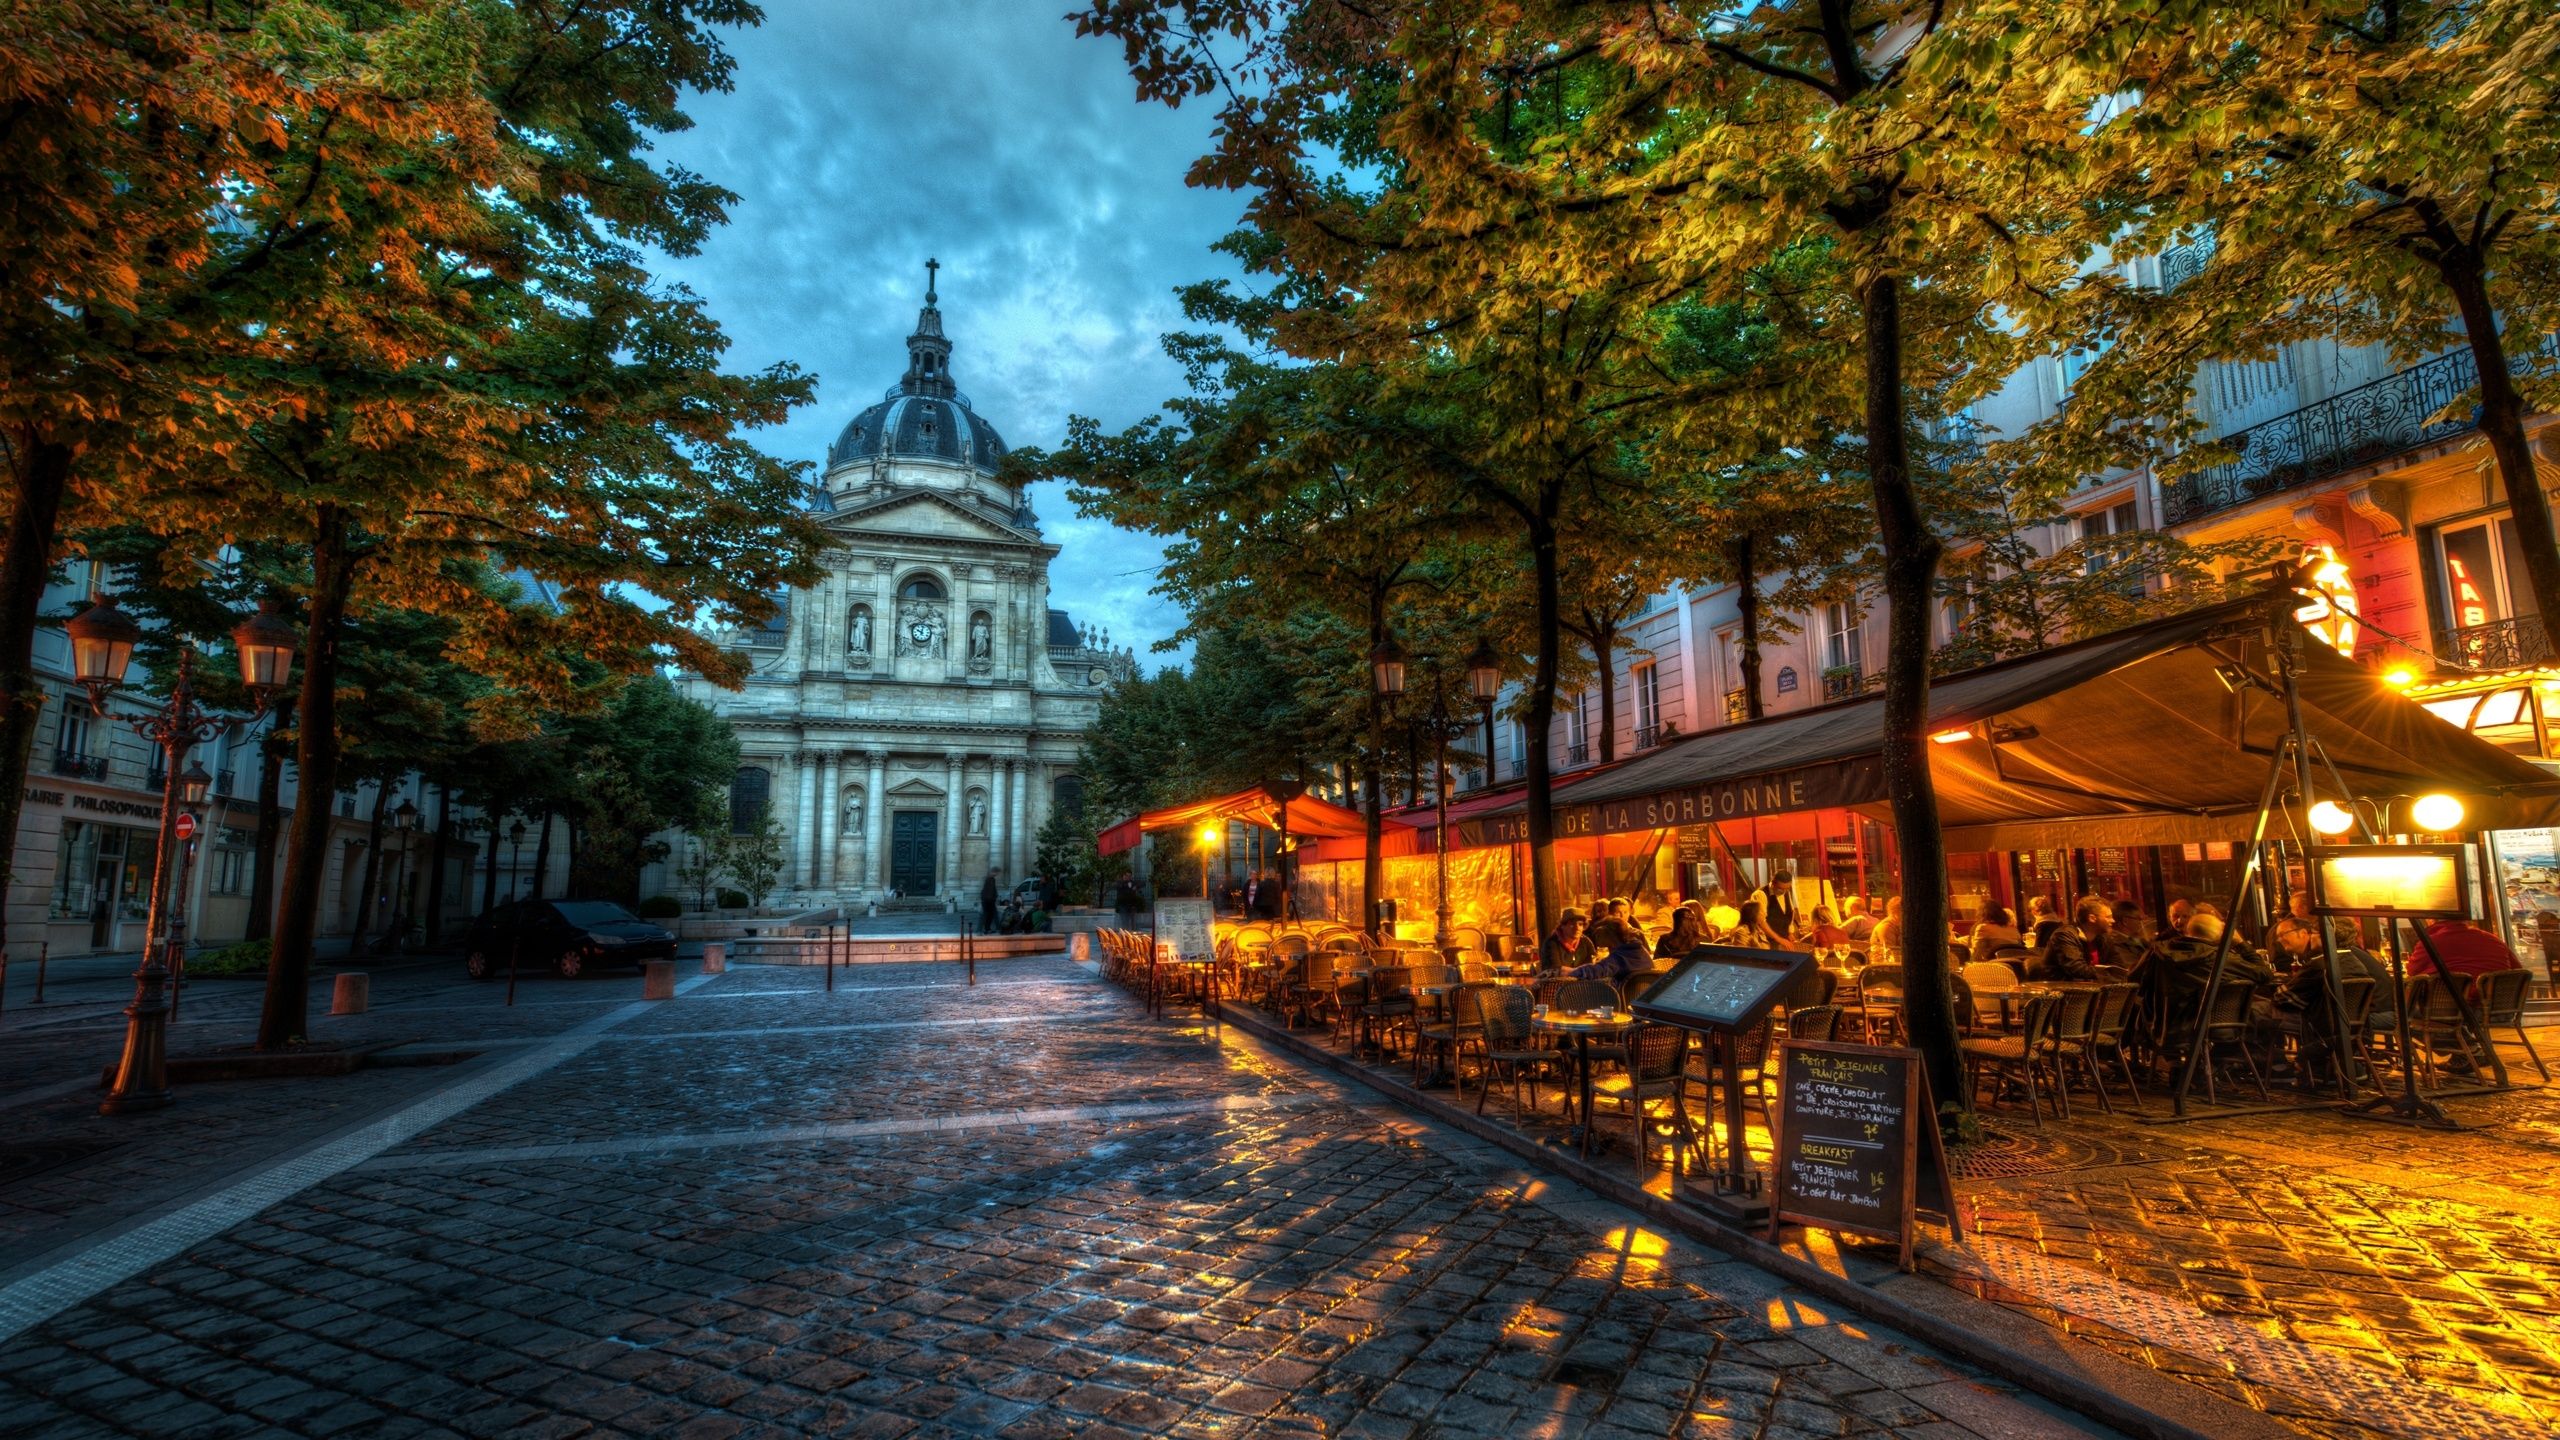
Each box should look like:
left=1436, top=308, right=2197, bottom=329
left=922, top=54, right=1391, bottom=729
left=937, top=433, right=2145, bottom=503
left=1208, top=998, right=2297, bottom=1440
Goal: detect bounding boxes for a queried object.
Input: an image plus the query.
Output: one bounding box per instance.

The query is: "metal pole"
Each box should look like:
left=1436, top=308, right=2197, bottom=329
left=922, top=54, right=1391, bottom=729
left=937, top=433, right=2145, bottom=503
left=34, top=941, right=48, bottom=1004
left=2272, top=626, right=2368, bottom=1101
left=2170, top=729, right=2293, bottom=1115
left=1433, top=716, right=1452, bottom=952
left=168, top=827, right=198, bottom=1025
left=103, top=649, right=194, bottom=1116
left=826, top=918, right=837, bottom=992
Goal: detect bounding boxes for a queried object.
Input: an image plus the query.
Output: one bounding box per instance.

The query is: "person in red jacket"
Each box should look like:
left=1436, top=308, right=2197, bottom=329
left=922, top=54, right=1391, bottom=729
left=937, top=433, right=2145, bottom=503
left=2413, top=918, right=2524, bottom=979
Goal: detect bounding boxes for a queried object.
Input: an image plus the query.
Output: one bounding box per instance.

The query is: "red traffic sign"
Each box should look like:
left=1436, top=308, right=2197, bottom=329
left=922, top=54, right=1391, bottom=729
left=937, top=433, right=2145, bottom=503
left=174, top=813, right=196, bottom=841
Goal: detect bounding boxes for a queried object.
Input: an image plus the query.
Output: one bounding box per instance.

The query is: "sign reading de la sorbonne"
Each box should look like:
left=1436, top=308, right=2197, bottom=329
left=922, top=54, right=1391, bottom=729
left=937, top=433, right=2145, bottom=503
left=670, top=266, right=1134, bottom=907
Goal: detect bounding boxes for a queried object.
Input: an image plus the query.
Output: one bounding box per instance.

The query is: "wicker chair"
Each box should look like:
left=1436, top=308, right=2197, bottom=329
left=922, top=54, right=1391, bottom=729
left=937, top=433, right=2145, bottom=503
left=2041, top=987, right=2099, bottom=1118
left=1591, top=1024, right=1694, bottom=1174
left=1281, top=947, right=1339, bottom=1029
left=1357, top=965, right=1418, bottom=1056
left=1961, top=992, right=2062, bottom=1127
left=1785, top=1004, right=1843, bottom=1043
left=1475, top=986, right=1563, bottom=1116
left=2071, top=981, right=2143, bottom=1113
left=1414, top=980, right=1497, bottom=1085
left=2196, top=980, right=2268, bottom=1104
left=2476, top=968, right=2544, bottom=1081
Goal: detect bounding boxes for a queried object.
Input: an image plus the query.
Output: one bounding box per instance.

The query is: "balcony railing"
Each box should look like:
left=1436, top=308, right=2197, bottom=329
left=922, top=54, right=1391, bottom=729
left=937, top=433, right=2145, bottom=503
left=1633, top=723, right=1662, bottom=752
left=1821, top=667, right=1866, bottom=702
left=1565, top=743, right=1591, bottom=766
left=2162, top=336, right=2560, bottom=525
left=1506, top=757, right=1526, bottom=780
left=51, top=750, right=108, bottom=781
left=2434, top=615, right=2554, bottom=671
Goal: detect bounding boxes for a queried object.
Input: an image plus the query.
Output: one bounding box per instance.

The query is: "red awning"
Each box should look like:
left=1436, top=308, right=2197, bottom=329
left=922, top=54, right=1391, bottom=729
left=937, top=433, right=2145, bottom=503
left=1096, top=786, right=1406, bottom=856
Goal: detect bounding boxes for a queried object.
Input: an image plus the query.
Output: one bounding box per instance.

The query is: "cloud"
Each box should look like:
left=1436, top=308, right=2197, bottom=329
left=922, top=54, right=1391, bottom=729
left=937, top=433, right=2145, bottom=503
left=649, top=0, right=1241, bottom=660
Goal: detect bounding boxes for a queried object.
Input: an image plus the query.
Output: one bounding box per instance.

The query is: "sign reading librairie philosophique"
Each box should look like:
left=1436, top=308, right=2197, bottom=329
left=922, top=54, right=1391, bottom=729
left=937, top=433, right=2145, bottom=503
left=1767, top=1040, right=1962, bottom=1269
left=1152, top=898, right=1217, bottom=962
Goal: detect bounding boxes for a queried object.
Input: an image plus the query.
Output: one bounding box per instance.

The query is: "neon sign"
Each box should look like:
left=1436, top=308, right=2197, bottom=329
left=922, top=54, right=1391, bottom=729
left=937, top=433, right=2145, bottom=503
left=2293, top=544, right=2360, bottom=658
left=2446, top=553, right=2490, bottom=629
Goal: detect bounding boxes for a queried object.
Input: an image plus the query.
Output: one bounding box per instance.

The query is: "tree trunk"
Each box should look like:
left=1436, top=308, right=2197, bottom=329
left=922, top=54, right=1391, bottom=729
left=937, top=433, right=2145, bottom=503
left=1861, top=273, right=1963, bottom=1114
left=0, top=437, right=71, bottom=971
left=355, top=783, right=389, bottom=944
left=1362, top=593, right=1387, bottom=935
left=263, top=504, right=357, bottom=1049
left=1592, top=615, right=1618, bottom=764
left=424, top=782, right=451, bottom=942
left=481, top=809, right=502, bottom=914
left=242, top=729, right=286, bottom=942
left=1523, top=508, right=1562, bottom=944
left=2438, top=249, right=2560, bottom=627
left=529, top=808, right=554, bottom=900
left=1735, top=535, right=1765, bottom=720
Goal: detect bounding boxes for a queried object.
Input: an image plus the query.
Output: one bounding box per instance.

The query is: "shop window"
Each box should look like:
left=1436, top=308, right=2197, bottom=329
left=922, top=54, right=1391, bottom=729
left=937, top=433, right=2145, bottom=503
left=2438, top=515, right=2540, bottom=632
left=54, top=702, right=86, bottom=759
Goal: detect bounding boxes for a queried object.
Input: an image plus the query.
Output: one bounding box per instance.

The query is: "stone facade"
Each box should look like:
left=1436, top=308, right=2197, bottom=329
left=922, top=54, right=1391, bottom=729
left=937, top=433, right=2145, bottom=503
left=676, top=269, right=1133, bottom=906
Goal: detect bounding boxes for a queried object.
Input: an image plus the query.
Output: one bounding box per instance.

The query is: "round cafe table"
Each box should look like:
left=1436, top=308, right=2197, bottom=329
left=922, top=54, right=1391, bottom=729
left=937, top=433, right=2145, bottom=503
left=1534, top=1012, right=1633, bottom=1157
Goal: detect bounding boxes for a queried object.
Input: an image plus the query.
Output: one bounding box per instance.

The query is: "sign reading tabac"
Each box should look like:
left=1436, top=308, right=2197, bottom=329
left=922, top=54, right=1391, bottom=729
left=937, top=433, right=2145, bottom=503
left=1767, top=1040, right=1963, bottom=1270
left=1458, top=757, right=1884, bottom=846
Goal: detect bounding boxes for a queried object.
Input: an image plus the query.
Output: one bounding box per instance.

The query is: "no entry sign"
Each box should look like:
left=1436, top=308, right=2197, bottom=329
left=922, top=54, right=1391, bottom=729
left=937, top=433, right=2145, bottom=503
left=174, top=813, right=196, bottom=841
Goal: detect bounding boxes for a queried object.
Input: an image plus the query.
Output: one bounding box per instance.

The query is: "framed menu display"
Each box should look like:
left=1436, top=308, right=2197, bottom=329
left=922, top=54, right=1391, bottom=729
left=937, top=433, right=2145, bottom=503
left=1630, top=944, right=1811, bottom=1033
left=1152, top=898, right=1217, bottom=961
left=2306, top=844, right=2476, bottom=920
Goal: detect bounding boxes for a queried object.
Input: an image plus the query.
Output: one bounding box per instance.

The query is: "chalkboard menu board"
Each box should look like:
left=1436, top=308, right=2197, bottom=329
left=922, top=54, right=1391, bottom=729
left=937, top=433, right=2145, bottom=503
left=1153, top=898, right=1216, bottom=962
left=1767, top=1040, right=1961, bottom=1269
left=1631, top=945, right=1810, bottom=1033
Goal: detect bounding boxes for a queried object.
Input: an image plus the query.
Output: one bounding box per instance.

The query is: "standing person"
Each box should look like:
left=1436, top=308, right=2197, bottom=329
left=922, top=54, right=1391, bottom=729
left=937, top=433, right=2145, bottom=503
left=1113, top=873, right=1144, bottom=924
left=979, top=869, right=1001, bottom=934
left=1873, top=897, right=1905, bottom=955
left=1754, top=867, right=1800, bottom=939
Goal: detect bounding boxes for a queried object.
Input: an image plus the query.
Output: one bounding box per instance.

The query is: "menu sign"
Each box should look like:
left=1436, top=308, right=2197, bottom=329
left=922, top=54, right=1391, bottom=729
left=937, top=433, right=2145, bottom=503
left=1768, top=1041, right=1961, bottom=1269
left=1152, top=898, right=1217, bottom=961
left=1631, top=945, right=1809, bottom=1033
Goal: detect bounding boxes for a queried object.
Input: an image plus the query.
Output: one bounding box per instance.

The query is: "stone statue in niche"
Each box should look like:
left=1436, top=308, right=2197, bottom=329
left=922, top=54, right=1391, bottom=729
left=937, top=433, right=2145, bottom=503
left=844, top=790, right=864, bottom=831
left=896, top=600, right=945, bottom=658
left=847, top=607, right=872, bottom=657
left=967, top=791, right=987, bottom=835
left=968, top=612, right=992, bottom=661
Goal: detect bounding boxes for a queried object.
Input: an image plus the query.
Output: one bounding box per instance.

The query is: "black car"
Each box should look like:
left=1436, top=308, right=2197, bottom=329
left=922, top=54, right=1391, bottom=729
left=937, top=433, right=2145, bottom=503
left=464, top=900, right=677, bottom=980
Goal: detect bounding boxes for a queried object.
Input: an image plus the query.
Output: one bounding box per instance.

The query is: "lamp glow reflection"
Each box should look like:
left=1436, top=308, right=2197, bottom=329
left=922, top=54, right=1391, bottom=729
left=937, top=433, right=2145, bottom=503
left=2307, top=799, right=2356, bottom=836
left=2410, top=792, right=2465, bottom=833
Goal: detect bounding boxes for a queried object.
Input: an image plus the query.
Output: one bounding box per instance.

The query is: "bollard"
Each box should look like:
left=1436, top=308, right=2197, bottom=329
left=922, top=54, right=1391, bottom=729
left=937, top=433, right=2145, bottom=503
left=330, top=973, right=370, bottom=1015
left=643, top=959, right=675, bottom=999
left=32, top=941, right=47, bottom=1004
left=825, top=922, right=837, bottom=993
left=1071, top=931, right=1090, bottom=964
left=703, top=941, right=726, bottom=974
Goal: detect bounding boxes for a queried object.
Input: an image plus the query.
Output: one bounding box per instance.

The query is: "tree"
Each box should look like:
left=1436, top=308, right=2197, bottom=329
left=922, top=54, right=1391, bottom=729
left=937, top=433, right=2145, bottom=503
left=673, top=801, right=729, bottom=914
left=1035, top=805, right=1101, bottom=908
left=724, top=810, right=787, bottom=909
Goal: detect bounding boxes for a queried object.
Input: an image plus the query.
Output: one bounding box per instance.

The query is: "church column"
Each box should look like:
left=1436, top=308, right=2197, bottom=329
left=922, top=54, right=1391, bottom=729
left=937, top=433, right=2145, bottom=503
left=796, top=749, right=819, bottom=889
left=1008, top=756, right=1030, bottom=880
left=942, top=754, right=964, bottom=896
left=863, top=749, right=889, bottom=893
left=817, top=749, right=840, bottom=892
left=988, top=761, right=1010, bottom=883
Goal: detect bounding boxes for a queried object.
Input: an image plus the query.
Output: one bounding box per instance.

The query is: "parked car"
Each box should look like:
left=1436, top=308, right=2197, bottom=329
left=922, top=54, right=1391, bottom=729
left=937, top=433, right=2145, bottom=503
left=465, top=900, right=677, bottom=980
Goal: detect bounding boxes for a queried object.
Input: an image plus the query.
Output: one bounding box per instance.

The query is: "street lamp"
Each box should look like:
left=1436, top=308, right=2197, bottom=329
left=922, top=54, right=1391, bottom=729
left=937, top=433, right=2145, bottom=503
left=382, top=796, right=419, bottom=947
left=1195, top=821, right=1223, bottom=900
left=1465, top=639, right=1502, bottom=784
left=509, top=817, right=529, bottom=899
left=1377, top=648, right=1468, bottom=951
left=1369, top=634, right=1407, bottom=702
left=71, top=594, right=294, bottom=1115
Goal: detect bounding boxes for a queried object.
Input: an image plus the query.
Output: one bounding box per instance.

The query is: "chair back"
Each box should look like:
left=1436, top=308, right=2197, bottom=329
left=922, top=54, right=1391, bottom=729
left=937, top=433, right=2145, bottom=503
left=1276, top=932, right=1312, bottom=958
left=1408, top=963, right=1461, bottom=988
left=2418, top=974, right=2467, bottom=1026
left=1556, top=979, right=1620, bottom=1014
left=1787, top=1004, right=1843, bottom=1043
left=2336, top=975, right=2379, bottom=1029
left=1368, top=964, right=1413, bottom=1000
left=1962, top=961, right=2021, bottom=996
left=2050, top=985, right=2098, bottom=1044
left=1861, top=963, right=1907, bottom=992
left=2016, top=992, right=2062, bottom=1049
left=1732, top=1016, right=1775, bottom=1068
left=1482, top=984, right=1535, bottom=1042
left=1783, top=968, right=1839, bottom=1010
left=1452, top=925, right=1486, bottom=952
left=2201, top=979, right=2257, bottom=1035
left=1622, top=969, right=1666, bottom=1003
left=1323, top=935, right=1366, bottom=955
left=1459, top=960, right=1493, bottom=983
left=2476, top=966, right=2530, bottom=1025
left=1531, top=977, right=1567, bottom=1009
left=1631, top=1024, right=1687, bottom=1082
left=2089, top=982, right=2137, bottom=1041
left=1451, top=980, right=1498, bottom=1028
left=1298, top=948, right=1336, bottom=988
left=1991, top=946, right=2033, bottom=971
left=2091, top=965, right=2133, bottom=983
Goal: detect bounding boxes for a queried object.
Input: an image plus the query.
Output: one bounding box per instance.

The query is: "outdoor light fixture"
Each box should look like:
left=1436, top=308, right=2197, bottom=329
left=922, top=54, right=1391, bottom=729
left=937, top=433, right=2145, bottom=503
left=2307, top=799, right=2356, bottom=836
left=1928, top=727, right=1973, bottom=745
left=1370, top=635, right=1407, bottom=701
left=510, top=818, right=528, bottom=844
left=1195, top=821, right=1223, bottom=849
left=231, top=600, right=298, bottom=703
left=2383, top=667, right=2417, bottom=689
left=395, top=798, right=420, bottom=832
left=2410, top=792, right=2466, bottom=833
left=179, top=760, right=212, bottom=808
left=65, top=593, right=141, bottom=703
left=1464, top=640, right=1501, bottom=704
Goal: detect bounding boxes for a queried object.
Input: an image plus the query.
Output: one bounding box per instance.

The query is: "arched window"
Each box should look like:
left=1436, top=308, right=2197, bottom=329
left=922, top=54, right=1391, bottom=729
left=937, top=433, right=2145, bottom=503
left=898, top=574, right=945, bottom=601
left=730, top=767, right=770, bottom=835
left=1053, top=775, right=1085, bottom=820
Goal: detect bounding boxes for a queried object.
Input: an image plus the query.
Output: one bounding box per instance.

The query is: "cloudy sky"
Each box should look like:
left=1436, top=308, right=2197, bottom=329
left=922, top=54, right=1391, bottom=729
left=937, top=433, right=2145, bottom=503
left=648, top=2, right=1245, bottom=664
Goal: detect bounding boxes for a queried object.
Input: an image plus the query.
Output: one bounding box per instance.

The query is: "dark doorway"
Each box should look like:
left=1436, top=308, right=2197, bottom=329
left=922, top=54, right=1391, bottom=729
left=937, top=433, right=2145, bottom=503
left=890, top=810, right=938, bottom=896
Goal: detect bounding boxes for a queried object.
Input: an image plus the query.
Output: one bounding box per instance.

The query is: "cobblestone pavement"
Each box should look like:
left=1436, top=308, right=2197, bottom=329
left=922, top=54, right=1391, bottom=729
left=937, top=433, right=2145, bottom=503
left=1940, top=1049, right=2560, bottom=1440
left=0, top=956, right=2106, bottom=1439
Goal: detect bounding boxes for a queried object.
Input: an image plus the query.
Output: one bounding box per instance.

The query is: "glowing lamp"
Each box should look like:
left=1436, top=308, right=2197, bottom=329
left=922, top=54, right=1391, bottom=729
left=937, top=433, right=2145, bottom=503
left=1929, top=727, right=1972, bottom=745
left=65, top=593, right=140, bottom=691
left=2409, top=793, right=2465, bottom=833
left=2383, top=667, right=2417, bottom=689
left=2306, top=799, right=2355, bottom=836
left=1195, top=822, right=1223, bottom=850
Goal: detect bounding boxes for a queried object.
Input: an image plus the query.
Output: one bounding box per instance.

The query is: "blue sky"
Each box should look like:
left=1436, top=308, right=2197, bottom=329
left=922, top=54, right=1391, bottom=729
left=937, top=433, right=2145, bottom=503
left=649, top=1, right=1246, bottom=664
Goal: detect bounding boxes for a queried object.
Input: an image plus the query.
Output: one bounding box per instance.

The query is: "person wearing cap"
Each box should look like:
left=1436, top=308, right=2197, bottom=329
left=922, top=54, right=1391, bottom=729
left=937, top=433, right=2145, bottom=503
left=1541, top=907, right=1597, bottom=973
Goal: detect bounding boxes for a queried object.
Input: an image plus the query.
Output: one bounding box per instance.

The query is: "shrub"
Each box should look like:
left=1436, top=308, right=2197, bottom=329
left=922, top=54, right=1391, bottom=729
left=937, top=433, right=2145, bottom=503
left=188, top=939, right=270, bottom=978
left=716, top=888, right=750, bottom=910
left=636, top=895, right=682, bottom=919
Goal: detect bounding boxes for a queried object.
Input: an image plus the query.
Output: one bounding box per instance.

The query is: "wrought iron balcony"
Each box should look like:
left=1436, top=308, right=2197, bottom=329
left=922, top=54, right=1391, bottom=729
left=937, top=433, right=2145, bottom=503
left=1633, top=723, right=1662, bottom=752
left=52, top=750, right=108, bottom=781
left=1565, top=743, right=1591, bottom=766
left=1821, top=667, right=1866, bottom=702
left=1506, top=757, right=1526, bottom=779
left=2434, top=615, right=2554, bottom=671
left=2162, top=336, right=2560, bottom=526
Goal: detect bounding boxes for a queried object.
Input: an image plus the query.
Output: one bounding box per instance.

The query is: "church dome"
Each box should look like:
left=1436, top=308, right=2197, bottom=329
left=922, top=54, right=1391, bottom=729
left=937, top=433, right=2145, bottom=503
left=824, top=261, right=1008, bottom=477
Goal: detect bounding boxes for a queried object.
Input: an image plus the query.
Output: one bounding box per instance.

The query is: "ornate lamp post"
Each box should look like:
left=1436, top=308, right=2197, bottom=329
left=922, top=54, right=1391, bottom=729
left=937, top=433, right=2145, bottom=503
left=69, top=595, right=295, bottom=1114
left=1465, top=640, right=1502, bottom=784
left=381, top=797, right=419, bottom=947
left=1373, top=635, right=1477, bottom=952
left=509, top=817, right=529, bottom=898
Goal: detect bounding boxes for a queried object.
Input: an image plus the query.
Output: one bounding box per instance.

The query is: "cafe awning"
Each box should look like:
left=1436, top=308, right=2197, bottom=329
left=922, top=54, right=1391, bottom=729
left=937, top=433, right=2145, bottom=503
left=1096, top=786, right=1404, bottom=857
left=1456, top=593, right=2560, bottom=852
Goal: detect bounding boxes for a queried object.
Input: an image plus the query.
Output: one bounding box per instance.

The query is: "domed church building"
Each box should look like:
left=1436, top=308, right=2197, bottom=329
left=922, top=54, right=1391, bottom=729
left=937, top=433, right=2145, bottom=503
left=677, top=263, right=1134, bottom=907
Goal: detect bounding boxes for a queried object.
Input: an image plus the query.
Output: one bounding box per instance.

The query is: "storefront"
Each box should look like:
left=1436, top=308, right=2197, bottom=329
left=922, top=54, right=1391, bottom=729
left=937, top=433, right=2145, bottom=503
left=23, top=782, right=167, bottom=955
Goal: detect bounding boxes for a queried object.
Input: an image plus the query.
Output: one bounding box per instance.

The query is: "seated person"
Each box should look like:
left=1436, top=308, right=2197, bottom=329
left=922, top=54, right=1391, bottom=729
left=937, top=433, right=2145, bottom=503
left=2152, top=910, right=2276, bottom=1020
left=1802, top=906, right=1854, bottom=950
left=2025, top=896, right=2060, bottom=949
left=2032, top=898, right=2114, bottom=982
left=1655, top=904, right=1709, bottom=959
left=1729, top=898, right=1791, bottom=951
left=1568, top=917, right=1651, bottom=982
left=2414, top=916, right=2524, bottom=980
left=1968, top=904, right=2023, bottom=966
left=1540, top=908, right=1596, bottom=973
left=1871, top=897, right=1905, bottom=955
left=1840, top=897, right=1875, bottom=941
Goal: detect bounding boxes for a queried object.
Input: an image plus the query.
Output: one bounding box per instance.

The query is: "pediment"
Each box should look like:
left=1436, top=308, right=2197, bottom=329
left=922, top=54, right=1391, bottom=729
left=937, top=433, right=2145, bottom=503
left=827, top=489, right=1033, bottom=545
left=885, top=778, right=946, bottom=798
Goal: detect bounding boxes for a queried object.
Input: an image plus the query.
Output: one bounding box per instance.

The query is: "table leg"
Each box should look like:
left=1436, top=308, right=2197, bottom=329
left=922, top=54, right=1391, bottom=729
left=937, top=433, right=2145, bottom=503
left=1577, top=1036, right=1597, bottom=1158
